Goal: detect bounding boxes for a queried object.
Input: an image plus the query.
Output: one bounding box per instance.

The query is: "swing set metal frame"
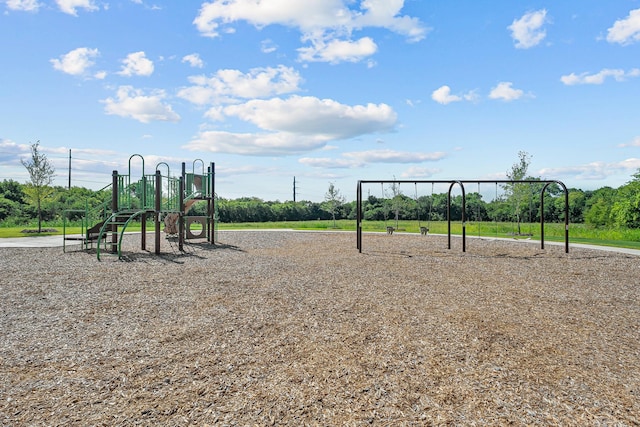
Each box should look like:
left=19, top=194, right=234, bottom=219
left=356, top=179, right=569, bottom=254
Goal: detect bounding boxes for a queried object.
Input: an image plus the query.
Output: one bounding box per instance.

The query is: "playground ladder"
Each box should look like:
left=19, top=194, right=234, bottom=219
left=95, top=209, right=153, bottom=260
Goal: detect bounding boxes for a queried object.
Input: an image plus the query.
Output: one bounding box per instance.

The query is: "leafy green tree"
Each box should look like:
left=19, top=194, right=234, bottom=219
left=610, top=170, right=640, bottom=228
left=323, top=182, right=345, bottom=228
left=504, top=151, right=532, bottom=234
left=584, top=187, right=616, bottom=227
left=21, top=141, right=55, bottom=232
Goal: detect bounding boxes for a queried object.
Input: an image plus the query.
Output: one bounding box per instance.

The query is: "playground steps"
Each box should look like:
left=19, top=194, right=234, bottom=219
left=62, top=220, right=107, bottom=251
left=96, top=209, right=154, bottom=261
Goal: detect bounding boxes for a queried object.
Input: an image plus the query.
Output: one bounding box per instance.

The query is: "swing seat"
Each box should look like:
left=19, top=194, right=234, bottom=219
left=386, top=226, right=394, bottom=235
left=420, top=226, right=429, bottom=235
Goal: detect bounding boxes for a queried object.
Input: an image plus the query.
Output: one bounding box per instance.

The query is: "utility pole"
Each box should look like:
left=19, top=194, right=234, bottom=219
left=293, top=176, right=296, bottom=202
left=68, top=149, right=71, bottom=190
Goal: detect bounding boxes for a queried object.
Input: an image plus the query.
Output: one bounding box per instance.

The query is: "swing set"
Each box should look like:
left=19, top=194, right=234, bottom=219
left=356, top=179, right=569, bottom=254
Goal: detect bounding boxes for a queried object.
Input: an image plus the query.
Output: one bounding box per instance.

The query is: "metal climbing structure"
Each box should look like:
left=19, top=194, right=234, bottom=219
left=63, top=154, right=217, bottom=260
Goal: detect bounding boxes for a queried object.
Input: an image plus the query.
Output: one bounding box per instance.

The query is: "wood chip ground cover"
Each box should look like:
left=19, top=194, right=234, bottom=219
left=1, top=231, right=639, bottom=425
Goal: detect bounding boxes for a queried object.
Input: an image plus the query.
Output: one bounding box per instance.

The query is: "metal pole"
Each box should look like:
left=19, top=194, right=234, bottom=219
left=68, top=149, right=71, bottom=190
left=211, top=162, right=216, bottom=244
left=179, top=163, right=185, bottom=252
left=155, top=170, right=161, bottom=254
left=111, top=170, right=118, bottom=253
left=357, top=181, right=362, bottom=253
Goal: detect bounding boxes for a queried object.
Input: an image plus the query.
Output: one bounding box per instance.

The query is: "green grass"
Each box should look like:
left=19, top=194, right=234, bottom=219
left=3, top=219, right=640, bottom=250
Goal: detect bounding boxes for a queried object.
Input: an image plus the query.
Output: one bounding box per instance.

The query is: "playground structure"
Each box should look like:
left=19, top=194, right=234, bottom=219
left=356, top=179, right=570, bottom=254
left=63, top=155, right=217, bottom=260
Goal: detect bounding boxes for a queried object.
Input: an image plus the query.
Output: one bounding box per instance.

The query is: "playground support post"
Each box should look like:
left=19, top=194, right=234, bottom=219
left=179, top=162, right=185, bottom=252
left=447, top=181, right=466, bottom=252
left=155, top=170, right=161, bottom=254
left=111, top=170, right=118, bottom=253
left=209, top=162, right=215, bottom=244
left=141, top=175, right=147, bottom=251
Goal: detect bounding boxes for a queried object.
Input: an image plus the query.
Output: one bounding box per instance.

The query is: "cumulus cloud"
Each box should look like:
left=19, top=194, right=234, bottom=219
left=261, top=39, right=278, bottom=54
left=431, top=86, right=460, bottom=105
left=0, top=139, right=30, bottom=164
left=488, top=82, right=527, bottom=101
left=431, top=85, right=479, bottom=105
left=561, top=68, right=640, bottom=85
left=184, top=131, right=329, bottom=156
left=178, top=65, right=303, bottom=105
left=298, top=36, right=377, bottom=63
left=184, top=96, right=398, bottom=156
left=343, top=149, right=445, bottom=163
left=102, top=86, right=180, bottom=123
left=222, top=96, right=397, bottom=139
left=193, top=0, right=427, bottom=63
left=508, top=9, right=548, bottom=49
left=299, top=149, right=445, bottom=169
left=182, top=53, right=204, bottom=68
left=298, top=157, right=362, bottom=169
left=50, top=47, right=100, bottom=76
left=400, top=166, right=441, bottom=178
left=118, top=51, right=154, bottom=77
left=55, top=0, right=98, bottom=15
left=618, top=137, right=640, bottom=148
left=539, top=158, right=640, bottom=180
left=5, top=0, right=41, bottom=12
left=606, top=8, right=640, bottom=45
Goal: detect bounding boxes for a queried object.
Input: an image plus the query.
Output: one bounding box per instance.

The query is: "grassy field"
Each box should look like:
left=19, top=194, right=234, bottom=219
left=2, top=219, right=640, bottom=250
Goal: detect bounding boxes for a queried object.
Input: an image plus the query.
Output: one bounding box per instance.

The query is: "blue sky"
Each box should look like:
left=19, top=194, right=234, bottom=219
left=1, top=0, right=640, bottom=202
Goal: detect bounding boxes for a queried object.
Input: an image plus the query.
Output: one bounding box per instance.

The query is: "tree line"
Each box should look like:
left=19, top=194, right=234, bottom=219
left=3, top=145, right=639, bottom=230
left=2, top=173, right=640, bottom=229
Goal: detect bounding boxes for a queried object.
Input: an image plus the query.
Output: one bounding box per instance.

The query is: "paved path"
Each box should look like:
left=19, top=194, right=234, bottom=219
left=1, top=232, right=639, bottom=256
left=0, top=235, right=82, bottom=248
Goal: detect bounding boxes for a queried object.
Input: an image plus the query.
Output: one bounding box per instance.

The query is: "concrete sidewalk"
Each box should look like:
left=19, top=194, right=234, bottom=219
left=0, top=235, right=81, bottom=248
left=1, top=232, right=639, bottom=256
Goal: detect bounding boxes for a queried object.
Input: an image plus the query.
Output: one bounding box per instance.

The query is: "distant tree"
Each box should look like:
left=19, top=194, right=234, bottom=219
left=388, top=178, right=403, bottom=229
left=610, top=169, right=640, bottom=228
left=323, top=182, right=345, bottom=228
left=584, top=187, right=616, bottom=227
left=504, top=151, right=532, bottom=234
left=21, top=141, right=55, bottom=232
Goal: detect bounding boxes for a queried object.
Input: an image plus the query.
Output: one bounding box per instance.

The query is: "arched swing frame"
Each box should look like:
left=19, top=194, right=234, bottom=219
left=356, top=179, right=569, bottom=254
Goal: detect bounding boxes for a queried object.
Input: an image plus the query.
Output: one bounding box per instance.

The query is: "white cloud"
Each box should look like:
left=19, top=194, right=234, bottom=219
left=354, top=0, right=428, bottom=42
left=539, top=158, right=640, bottom=180
left=55, top=0, right=98, bottom=15
left=182, top=53, right=204, bottom=68
left=618, top=137, right=640, bottom=148
left=508, top=9, right=548, bottom=49
left=560, top=68, right=640, bottom=85
left=261, top=39, right=278, bottom=54
left=0, top=139, right=29, bottom=164
left=606, top=8, right=640, bottom=45
left=343, top=149, right=445, bottom=163
left=431, top=85, right=461, bottom=105
left=299, top=149, right=445, bottom=169
left=222, top=96, right=397, bottom=139
left=193, top=0, right=427, bottom=63
left=50, top=47, right=99, bottom=76
left=298, top=36, right=377, bottom=63
left=400, top=166, right=441, bottom=178
left=102, top=86, right=180, bottom=123
left=178, top=65, right=303, bottom=105
left=5, top=0, right=41, bottom=12
left=431, top=85, right=479, bottom=105
left=299, top=157, right=362, bottom=168
left=185, top=96, right=397, bottom=156
left=185, top=131, right=329, bottom=156
left=118, top=51, right=154, bottom=76
left=488, top=82, right=526, bottom=102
